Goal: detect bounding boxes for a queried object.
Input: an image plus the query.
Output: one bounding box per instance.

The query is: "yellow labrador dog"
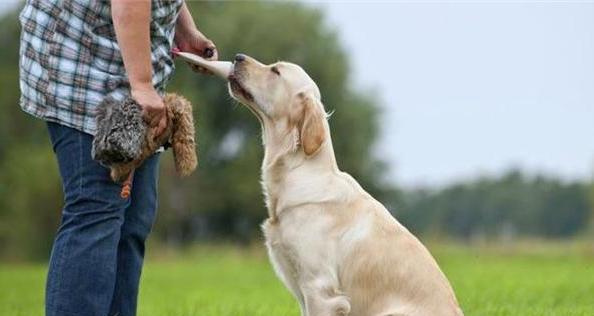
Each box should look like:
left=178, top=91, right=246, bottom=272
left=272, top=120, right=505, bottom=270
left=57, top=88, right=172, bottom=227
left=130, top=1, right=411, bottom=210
left=228, top=54, right=463, bottom=316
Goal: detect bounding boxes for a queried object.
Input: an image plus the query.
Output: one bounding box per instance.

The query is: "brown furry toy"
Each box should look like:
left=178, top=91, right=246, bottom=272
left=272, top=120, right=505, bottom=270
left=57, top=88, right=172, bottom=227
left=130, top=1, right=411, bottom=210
left=92, top=93, right=197, bottom=195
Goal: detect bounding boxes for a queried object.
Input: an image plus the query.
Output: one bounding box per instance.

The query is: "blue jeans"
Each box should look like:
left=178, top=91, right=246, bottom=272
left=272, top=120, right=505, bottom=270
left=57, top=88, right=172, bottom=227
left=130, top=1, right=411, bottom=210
left=46, top=122, right=160, bottom=316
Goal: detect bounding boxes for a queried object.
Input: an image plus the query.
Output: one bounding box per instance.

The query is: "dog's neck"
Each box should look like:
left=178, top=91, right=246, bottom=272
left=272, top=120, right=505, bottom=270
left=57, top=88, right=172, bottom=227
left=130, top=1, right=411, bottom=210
left=260, top=120, right=343, bottom=222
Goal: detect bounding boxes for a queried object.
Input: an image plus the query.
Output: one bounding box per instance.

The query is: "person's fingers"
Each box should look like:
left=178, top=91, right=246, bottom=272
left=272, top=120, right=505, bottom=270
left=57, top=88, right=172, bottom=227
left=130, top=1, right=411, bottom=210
left=202, top=47, right=214, bottom=59
left=143, top=110, right=154, bottom=125
left=143, top=107, right=160, bottom=126
left=202, top=42, right=218, bottom=61
left=189, top=63, right=214, bottom=75
left=141, top=107, right=167, bottom=137
left=210, top=47, right=219, bottom=61
left=199, top=67, right=214, bottom=75
left=191, top=64, right=204, bottom=72
left=150, top=112, right=163, bottom=128
left=155, top=114, right=167, bottom=137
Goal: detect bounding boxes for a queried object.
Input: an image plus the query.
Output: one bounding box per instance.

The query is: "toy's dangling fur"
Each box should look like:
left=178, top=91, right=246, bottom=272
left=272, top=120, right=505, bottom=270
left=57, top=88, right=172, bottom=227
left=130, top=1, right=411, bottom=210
left=92, top=93, right=197, bottom=183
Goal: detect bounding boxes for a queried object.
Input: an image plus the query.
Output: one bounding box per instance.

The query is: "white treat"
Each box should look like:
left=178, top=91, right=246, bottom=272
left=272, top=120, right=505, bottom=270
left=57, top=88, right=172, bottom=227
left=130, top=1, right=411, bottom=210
left=174, top=52, right=232, bottom=79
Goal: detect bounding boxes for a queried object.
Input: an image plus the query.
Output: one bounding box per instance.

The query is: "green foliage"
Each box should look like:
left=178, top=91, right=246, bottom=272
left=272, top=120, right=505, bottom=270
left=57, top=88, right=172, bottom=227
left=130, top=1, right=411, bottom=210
left=0, top=145, right=61, bottom=260
left=0, top=7, right=60, bottom=260
left=0, top=10, right=48, bottom=161
left=590, top=179, right=594, bottom=236
left=0, top=2, right=389, bottom=257
left=153, top=1, right=388, bottom=243
left=398, top=170, right=592, bottom=239
left=1, top=244, right=594, bottom=315
left=0, top=2, right=592, bottom=260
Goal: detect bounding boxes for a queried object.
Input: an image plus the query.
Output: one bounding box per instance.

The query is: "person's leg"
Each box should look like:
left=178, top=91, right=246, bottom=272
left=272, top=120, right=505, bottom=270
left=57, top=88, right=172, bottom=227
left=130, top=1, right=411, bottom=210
left=109, top=153, right=160, bottom=316
left=45, top=122, right=130, bottom=316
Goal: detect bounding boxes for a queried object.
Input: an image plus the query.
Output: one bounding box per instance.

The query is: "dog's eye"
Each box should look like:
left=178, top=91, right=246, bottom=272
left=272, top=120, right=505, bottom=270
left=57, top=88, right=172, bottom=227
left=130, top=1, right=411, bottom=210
left=271, top=66, right=281, bottom=76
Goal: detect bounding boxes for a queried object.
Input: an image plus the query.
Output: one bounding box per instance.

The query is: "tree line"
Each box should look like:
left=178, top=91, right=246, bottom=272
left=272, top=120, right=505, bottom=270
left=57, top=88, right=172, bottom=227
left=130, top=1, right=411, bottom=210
left=0, top=2, right=591, bottom=260
left=394, top=170, right=592, bottom=240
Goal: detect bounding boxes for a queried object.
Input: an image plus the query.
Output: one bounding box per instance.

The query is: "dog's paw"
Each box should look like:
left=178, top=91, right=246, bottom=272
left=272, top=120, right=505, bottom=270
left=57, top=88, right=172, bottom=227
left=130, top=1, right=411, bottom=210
left=330, top=295, right=351, bottom=316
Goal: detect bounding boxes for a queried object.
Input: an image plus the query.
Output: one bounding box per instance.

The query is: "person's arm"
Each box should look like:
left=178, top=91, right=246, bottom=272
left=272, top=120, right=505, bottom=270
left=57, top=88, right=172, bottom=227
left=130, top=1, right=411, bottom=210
left=175, top=1, right=218, bottom=71
left=112, top=0, right=167, bottom=136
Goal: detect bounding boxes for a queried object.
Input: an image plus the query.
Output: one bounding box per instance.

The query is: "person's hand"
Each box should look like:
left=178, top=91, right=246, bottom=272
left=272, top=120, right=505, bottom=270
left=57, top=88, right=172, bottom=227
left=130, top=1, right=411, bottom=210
left=174, top=30, right=218, bottom=74
left=131, top=85, right=167, bottom=137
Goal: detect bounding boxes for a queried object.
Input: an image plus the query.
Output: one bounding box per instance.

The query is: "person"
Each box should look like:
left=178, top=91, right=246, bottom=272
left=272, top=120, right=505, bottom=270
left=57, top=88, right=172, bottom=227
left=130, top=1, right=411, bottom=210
left=18, top=1, right=217, bottom=315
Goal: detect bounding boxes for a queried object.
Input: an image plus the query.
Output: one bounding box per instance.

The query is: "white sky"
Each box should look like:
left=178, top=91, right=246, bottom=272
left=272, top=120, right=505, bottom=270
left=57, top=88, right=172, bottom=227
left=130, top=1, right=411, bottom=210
left=2, top=1, right=593, bottom=187
left=307, top=1, right=594, bottom=187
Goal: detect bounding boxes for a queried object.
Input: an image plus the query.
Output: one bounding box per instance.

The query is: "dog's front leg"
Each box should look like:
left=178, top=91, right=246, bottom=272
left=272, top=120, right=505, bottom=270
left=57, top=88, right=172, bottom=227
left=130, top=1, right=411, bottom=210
left=264, top=220, right=307, bottom=315
left=301, top=278, right=351, bottom=316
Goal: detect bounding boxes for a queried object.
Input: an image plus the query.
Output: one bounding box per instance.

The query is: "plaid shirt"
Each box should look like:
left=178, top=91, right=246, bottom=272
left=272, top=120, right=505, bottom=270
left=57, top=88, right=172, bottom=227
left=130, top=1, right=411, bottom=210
left=19, top=0, right=183, bottom=135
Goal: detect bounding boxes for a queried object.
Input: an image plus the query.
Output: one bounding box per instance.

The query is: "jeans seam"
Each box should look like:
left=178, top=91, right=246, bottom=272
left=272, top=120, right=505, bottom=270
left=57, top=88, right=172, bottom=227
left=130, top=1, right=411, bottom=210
left=46, top=127, right=68, bottom=309
left=47, top=127, right=82, bottom=310
left=47, top=209, right=71, bottom=309
left=78, top=131, right=83, bottom=195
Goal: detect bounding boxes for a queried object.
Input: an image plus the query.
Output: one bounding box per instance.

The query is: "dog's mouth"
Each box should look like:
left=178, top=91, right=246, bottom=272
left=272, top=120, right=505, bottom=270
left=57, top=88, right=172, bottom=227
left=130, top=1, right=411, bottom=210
left=228, top=75, right=254, bottom=102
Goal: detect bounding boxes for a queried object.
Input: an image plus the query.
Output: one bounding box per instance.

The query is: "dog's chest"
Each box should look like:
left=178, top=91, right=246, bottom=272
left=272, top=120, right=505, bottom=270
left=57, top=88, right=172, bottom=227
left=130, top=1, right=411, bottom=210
left=262, top=219, right=304, bottom=286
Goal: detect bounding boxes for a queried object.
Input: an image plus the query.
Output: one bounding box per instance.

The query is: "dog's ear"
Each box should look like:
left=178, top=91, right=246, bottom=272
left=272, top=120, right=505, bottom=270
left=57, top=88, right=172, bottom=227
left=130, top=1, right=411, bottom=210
left=297, top=92, right=326, bottom=156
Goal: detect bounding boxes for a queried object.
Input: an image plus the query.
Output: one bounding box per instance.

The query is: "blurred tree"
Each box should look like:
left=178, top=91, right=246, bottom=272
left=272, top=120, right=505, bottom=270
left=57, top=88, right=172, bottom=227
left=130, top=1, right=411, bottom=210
left=399, top=170, right=592, bottom=240
left=0, top=1, right=391, bottom=257
left=0, top=11, right=49, bottom=161
left=154, top=1, right=390, bottom=243
left=0, top=145, right=62, bottom=260
left=0, top=3, right=63, bottom=260
left=1, top=2, right=592, bottom=260
left=589, top=175, right=594, bottom=236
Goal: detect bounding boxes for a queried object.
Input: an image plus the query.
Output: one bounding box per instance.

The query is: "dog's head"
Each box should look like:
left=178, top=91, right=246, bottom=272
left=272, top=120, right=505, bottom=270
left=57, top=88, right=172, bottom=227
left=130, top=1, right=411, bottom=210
left=228, top=54, right=326, bottom=156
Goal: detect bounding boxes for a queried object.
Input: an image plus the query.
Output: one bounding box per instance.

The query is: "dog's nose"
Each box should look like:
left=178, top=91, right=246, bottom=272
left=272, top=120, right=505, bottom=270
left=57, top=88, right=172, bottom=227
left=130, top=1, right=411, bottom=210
left=234, top=54, right=246, bottom=63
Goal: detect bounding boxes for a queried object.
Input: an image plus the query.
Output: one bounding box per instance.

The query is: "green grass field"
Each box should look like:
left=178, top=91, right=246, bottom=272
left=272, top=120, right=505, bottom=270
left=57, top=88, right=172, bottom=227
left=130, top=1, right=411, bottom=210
left=1, top=243, right=593, bottom=316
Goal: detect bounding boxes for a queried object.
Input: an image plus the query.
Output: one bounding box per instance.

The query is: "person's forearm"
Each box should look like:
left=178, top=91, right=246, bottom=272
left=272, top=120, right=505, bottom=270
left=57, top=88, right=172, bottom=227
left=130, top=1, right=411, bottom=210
left=112, top=0, right=153, bottom=90
left=175, top=2, right=200, bottom=40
